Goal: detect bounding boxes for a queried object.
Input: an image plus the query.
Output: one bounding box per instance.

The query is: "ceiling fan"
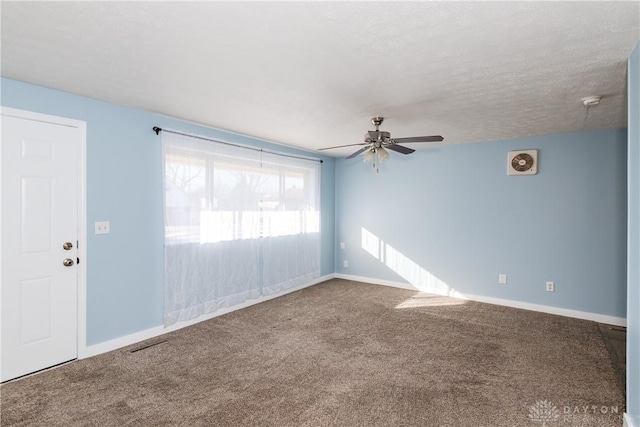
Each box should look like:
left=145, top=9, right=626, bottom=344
left=318, top=117, right=444, bottom=168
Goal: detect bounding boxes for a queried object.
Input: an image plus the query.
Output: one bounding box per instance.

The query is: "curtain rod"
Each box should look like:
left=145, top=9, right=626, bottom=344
left=152, top=127, right=323, bottom=164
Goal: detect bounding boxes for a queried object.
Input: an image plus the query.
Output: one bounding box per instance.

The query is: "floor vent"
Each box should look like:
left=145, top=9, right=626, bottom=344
left=129, top=339, right=168, bottom=353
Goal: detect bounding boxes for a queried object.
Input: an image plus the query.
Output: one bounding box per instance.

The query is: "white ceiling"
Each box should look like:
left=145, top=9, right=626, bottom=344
left=1, top=1, right=639, bottom=157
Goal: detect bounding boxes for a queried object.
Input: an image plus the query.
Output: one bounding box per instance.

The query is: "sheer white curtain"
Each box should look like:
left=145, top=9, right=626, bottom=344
left=162, top=131, right=320, bottom=326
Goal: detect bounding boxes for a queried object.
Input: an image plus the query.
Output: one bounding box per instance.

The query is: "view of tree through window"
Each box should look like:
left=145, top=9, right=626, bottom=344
left=165, top=149, right=320, bottom=243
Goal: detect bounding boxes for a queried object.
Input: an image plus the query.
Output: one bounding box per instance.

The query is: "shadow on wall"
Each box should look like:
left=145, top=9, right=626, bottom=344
left=361, top=227, right=467, bottom=308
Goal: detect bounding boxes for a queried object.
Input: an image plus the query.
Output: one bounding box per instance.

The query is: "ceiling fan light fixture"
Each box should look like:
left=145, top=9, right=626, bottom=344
left=363, top=149, right=375, bottom=163
left=378, top=147, right=390, bottom=162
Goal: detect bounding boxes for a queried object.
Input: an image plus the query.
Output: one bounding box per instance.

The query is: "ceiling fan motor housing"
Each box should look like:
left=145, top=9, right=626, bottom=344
left=364, top=131, right=391, bottom=142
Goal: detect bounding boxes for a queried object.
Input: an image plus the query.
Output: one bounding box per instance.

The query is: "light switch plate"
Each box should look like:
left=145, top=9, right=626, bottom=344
left=498, top=274, right=507, bottom=284
left=95, top=221, right=110, bottom=234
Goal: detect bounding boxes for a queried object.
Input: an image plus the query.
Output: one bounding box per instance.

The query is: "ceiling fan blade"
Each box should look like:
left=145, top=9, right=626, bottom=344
left=345, top=146, right=370, bottom=159
left=386, top=144, right=415, bottom=155
left=318, top=142, right=369, bottom=151
left=392, top=135, right=444, bottom=143
left=368, top=131, right=380, bottom=141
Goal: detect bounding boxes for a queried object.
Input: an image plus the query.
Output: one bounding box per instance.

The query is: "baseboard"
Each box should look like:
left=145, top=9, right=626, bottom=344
left=334, top=273, right=626, bottom=326
left=83, top=273, right=335, bottom=358
left=464, top=292, right=626, bottom=326
left=625, top=413, right=637, bottom=427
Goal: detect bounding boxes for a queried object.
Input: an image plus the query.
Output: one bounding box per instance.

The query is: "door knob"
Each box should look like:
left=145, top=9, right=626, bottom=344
left=63, top=242, right=73, bottom=250
left=63, top=258, right=75, bottom=267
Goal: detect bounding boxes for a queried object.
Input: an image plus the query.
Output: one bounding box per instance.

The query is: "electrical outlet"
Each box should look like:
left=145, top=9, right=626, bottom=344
left=343, top=260, right=349, bottom=268
left=95, top=221, right=110, bottom=234
left=546, top=281, right=555, bottom=292
left=340, top=242, right=346, bottom=249
left=498, top=274, right=507, bottom=284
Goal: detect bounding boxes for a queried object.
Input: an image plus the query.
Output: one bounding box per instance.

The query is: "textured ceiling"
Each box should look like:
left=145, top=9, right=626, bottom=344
left=1, top=2, right=639, bottom=157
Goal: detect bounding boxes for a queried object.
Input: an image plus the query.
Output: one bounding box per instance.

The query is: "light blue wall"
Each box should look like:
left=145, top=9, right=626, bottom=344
left=336, top=129, right=627, bottom=318
left=0, top=78, right=335, bottom=346
left=627, top=41, right=640, bottom=426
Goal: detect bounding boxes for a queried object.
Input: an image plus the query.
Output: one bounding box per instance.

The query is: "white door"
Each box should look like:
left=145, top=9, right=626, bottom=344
left=1, top=110, right=82, bottom=382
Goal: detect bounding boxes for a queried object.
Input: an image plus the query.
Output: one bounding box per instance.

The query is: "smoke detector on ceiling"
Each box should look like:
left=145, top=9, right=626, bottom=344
left=581, top=96, right=602, bottom=107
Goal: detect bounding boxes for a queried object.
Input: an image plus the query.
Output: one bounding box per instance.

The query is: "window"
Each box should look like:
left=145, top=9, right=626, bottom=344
left=165, top=149, right=319, bottom=243
left=162, top=131, right=321, bottom=326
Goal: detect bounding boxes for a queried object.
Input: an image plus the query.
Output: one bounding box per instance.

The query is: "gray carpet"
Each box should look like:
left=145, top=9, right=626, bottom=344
left=0, top=279, right=625, bottom=426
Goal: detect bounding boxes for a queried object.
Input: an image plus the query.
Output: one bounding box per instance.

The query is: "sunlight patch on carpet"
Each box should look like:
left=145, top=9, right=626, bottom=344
left=395, top=293, right=467, bottom=309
